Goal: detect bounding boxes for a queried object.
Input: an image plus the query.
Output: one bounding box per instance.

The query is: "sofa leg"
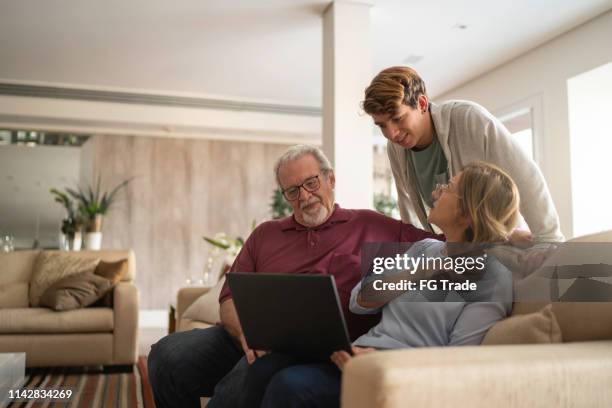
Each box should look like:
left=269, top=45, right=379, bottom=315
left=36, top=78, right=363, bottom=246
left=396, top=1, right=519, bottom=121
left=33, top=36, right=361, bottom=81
left=103, top=364, right=133, bottom=374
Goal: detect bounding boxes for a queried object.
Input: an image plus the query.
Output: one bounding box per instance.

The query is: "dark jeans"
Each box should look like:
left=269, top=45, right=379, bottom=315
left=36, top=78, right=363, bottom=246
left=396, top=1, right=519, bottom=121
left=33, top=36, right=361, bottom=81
left=148, top=325, right=248, bottom=408
left=245, top=353, right=342, bottom=408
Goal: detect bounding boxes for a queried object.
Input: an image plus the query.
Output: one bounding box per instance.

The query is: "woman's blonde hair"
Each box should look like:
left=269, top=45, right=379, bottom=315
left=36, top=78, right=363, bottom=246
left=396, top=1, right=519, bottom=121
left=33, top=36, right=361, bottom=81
left=457, top=161, right=520, bottom=243
left=362, top=66, right=427, bottom=116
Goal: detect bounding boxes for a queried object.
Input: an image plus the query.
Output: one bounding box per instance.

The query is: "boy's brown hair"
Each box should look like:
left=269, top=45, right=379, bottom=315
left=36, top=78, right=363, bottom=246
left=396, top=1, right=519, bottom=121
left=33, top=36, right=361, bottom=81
left=362, top=66, right=427, bottom=116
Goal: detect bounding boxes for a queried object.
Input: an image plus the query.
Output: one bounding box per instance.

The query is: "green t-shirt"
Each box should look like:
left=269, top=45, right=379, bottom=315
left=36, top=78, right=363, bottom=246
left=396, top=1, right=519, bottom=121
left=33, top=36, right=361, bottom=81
left=408, top=136, right=448, bottom=208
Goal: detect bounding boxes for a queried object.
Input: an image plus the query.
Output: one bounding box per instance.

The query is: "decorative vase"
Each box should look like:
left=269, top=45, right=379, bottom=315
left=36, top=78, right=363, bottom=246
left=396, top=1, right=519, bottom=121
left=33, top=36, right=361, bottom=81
left=65, top=231, right=82, bottom=251
left=84, top=232, right=103, bottom=250
left=59, top=232, right=67, bottom=250
left=86, top=214, right=103, bottom=233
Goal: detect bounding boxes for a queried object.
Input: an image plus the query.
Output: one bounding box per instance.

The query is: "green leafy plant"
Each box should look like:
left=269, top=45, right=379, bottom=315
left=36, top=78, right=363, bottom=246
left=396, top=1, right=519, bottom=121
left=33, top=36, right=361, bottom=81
left=203, top=220, right=256, bottom=264
left=373, top=193, right=397, bottom=218
left=66, top=176, right=133, bottom=230
left=203, top=233, right=244, bottom=254
left=50, top=188, right=78, bottom=219
left=270, top=187, right=292, bottom=219
left=50, top=188, right=83, bottom=237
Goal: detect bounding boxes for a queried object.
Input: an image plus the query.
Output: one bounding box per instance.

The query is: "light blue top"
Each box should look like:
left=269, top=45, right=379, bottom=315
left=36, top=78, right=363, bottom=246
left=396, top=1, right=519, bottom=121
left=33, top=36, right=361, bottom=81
left=351, top=239, right=513, bottom=349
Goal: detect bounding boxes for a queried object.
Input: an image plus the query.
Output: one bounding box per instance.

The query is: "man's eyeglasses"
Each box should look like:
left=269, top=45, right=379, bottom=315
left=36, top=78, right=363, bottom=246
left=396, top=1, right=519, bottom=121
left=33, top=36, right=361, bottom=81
left=282, top=175, right=321, bottom=201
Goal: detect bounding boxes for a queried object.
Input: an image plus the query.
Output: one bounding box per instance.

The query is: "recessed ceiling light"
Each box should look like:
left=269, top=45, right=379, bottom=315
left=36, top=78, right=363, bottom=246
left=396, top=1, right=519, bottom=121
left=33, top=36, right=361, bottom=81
left=403, top=55, right=423, bottom=64
left=453, top=23, right=468, bottom=30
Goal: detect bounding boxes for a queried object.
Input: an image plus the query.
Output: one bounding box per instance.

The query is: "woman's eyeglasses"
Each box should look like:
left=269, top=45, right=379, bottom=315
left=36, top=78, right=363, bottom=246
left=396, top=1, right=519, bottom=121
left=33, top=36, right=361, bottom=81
left=282, top=175, right=321, bottom=201
left=434, top=183, right=450, bottom=194
left=433, top=182, right=461, bottom=199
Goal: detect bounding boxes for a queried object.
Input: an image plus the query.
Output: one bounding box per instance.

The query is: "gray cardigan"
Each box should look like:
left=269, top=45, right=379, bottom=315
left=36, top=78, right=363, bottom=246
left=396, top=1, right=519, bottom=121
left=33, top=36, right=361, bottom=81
left=388, top=100, right=564, bottom=242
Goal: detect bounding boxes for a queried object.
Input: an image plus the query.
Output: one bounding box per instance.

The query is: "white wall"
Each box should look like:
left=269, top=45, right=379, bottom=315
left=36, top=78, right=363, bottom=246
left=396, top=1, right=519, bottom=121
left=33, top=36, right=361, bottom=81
left=435, top=10, right=612, bottom=239
left=0, top=144, right=81, bottom=247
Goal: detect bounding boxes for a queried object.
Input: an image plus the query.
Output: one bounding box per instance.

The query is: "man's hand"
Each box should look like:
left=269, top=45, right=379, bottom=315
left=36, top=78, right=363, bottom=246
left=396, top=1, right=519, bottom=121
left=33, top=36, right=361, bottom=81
left=220, top=298, right=267, bottom=364
left=330, top=346, right=376, bottom=371
left=238, top=333, right=267, bottom=364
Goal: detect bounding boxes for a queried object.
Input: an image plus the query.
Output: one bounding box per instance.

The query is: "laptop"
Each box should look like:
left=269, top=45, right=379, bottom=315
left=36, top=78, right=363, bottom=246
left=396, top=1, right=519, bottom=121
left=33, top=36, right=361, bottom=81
left=226, top=273, right=352, bottom=358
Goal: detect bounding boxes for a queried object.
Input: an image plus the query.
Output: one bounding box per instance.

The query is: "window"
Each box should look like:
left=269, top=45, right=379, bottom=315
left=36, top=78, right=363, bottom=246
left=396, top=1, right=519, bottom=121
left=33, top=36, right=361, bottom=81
left=568, top=62, right=612, bottom=236
left=499, top=108, right=535, bottom=161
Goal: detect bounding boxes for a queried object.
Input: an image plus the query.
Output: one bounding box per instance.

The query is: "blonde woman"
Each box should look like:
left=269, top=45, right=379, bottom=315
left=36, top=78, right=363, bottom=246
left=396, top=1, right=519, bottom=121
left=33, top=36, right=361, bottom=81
left=364, top=66, right=562, bottom=243
left=336, top=161, right=518, bottom=357
left=247, top=161, right=520, bottom=408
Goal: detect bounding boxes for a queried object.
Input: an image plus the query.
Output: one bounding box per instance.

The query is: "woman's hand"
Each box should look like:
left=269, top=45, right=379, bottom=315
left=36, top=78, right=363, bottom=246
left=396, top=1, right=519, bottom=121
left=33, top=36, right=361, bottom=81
left=330, top=346, right=376, bottom=371
left=509, top=228, right=533, bottom=248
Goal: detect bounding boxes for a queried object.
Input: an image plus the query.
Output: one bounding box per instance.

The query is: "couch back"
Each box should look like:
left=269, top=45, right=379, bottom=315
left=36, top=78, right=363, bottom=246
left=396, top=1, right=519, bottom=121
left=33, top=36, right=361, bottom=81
left=512, top=230, right=612, bottom=342
left=0, top=250, right=136, bottom=285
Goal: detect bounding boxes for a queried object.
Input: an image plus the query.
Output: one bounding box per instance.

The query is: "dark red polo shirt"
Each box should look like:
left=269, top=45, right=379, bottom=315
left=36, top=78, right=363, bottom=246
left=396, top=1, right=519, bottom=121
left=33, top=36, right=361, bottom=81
left=219, top=204, right=437, bottom=340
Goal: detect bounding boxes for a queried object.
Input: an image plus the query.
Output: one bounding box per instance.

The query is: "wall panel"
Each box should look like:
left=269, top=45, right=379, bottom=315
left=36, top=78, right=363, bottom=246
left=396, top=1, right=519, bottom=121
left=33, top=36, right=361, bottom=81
left=81, top=134, right=290, bottom=309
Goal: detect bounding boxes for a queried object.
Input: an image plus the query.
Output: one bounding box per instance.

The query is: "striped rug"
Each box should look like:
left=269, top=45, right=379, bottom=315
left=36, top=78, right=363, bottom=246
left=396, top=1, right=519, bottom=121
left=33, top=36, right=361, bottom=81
left=7, top=357, right=155, bottom=408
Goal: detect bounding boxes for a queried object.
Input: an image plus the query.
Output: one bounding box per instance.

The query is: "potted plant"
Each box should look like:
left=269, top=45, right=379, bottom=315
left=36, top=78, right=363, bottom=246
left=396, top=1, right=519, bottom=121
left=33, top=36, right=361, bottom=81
left=270, top=187, right=293, bottom=219
left=201, top=221, right=256, bottom=285
left=66, top=176, right=133, bottom=250
left=374, top=193, right=398, bottom=218
left=50, top=188, right=83, bottom=251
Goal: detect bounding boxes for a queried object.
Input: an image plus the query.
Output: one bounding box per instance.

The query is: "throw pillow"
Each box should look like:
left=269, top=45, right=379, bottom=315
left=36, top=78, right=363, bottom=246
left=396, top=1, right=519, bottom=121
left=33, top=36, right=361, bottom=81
left=0, top=282, right=29, bottom=308
left=482, top=304, right=562, bottom=345
left=182, top=276, right=225, bottom=324
left=39, top=271, right=114, bottom=311
left=94, top=259, right=128, bottom=284
left=29, top=252, right=100, bottom=307
left=89, top=259, right=128, bottom=307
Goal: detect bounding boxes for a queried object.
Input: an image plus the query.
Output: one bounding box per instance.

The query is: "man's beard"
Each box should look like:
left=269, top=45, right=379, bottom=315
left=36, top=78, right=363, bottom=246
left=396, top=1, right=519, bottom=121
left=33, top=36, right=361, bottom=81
left=300, top=198, right=332, bottom=227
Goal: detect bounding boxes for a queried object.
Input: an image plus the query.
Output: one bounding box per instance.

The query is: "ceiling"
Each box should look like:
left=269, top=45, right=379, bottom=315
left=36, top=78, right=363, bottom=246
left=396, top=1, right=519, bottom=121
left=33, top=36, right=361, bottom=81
left=0, top=0, right=611, bottom=109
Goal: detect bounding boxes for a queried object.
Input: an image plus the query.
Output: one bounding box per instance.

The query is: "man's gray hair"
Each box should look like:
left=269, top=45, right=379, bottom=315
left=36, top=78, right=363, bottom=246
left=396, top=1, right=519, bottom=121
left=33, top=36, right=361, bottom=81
left=274, top=145, right=333, bottom=187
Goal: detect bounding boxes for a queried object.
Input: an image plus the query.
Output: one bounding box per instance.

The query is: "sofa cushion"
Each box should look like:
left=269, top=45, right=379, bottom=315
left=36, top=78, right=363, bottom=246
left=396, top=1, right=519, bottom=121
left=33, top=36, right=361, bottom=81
left=182, top=276, right=224, bottom=325
left=0, top=282, right=29, bottom=308
left=512, top=231, right=612, bottom=341
left=0, top=308, right=113, bottom=334
left=482, top=304, right=562, bottom=345
left=0, top=250, right=39, bottom=285
left=39, top=272, right=114, bottom=311
left=29, top=252, right=100, bottom=307
left=551, top=302, right=612, bottom=342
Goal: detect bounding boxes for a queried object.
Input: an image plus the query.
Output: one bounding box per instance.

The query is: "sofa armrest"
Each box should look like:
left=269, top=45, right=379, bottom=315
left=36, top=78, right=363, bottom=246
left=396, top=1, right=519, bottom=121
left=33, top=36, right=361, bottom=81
left=112, top=281, right=139, bottom=365
left=176, top=287, right=212, bottom=321
left=342, top=341, right=612, bottom=408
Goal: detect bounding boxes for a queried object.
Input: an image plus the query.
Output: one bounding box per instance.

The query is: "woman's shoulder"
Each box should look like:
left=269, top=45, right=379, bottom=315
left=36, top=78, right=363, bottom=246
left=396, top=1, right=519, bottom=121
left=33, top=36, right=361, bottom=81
left=410, top=238, right=444, bottom=254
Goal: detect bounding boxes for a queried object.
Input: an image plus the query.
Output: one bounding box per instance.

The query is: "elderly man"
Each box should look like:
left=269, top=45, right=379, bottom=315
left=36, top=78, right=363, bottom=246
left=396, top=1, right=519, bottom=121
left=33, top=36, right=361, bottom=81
left=148, top=145, right=436, bottom=408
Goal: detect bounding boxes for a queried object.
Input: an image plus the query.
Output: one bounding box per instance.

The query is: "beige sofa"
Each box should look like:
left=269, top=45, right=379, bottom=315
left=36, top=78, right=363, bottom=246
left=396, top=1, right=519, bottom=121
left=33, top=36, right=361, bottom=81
left=176, top=231, right=612, bottom=407
left=343, top=230, right=612, bottom=408
left=176, top=286, right=216, bottom=332
left=0, top=250, right=139, bottom=368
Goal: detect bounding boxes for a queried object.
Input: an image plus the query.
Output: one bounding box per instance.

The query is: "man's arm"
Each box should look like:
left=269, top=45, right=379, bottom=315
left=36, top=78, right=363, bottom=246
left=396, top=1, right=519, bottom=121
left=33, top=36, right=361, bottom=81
left=219, top=298, right=242, bottom=339
left=217, top=226, right=266, bottom=363
left=220, top=297, right=263, bottom=364
left=462, top=103, right=563, bottom=242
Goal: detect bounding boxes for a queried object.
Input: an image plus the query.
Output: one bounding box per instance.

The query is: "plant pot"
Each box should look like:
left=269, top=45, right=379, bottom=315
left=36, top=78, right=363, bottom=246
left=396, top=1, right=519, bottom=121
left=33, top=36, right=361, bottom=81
left=84, top=232, right=103, bottom=250
left=58, top=232, right=66, bottom=250
left=86, top=214, right=103, bottom=233
left=63, top=231, right=82, bottom=251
